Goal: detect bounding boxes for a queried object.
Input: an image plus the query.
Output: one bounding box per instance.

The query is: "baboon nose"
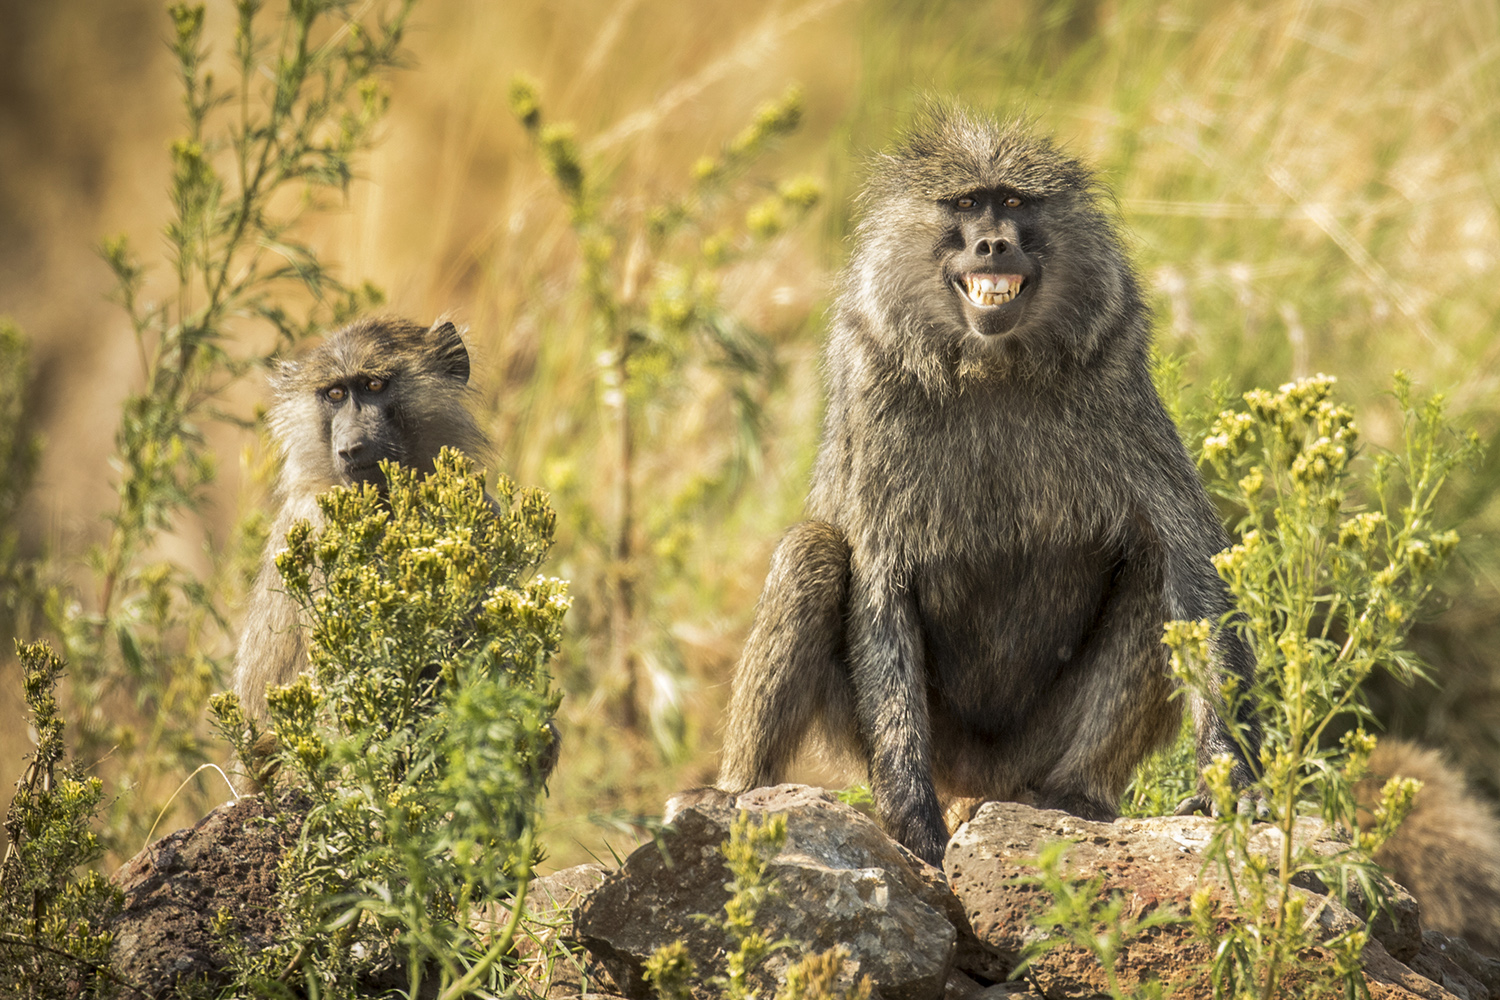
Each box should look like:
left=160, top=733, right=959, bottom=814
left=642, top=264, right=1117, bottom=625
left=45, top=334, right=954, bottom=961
left=338, top=442, right=365, bottom=463
left=975, top=238, right=1004, bottom=256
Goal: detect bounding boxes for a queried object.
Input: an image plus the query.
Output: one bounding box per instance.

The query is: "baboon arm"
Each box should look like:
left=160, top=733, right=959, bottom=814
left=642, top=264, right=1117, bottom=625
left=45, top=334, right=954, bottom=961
left=234, top=501, right=317, bottom=720
left=717, top=521, right=852, bottom=793
left=1131, top=406, right=1262, bottom=786
left=234, top=561, right=306, bottom=720
left=846, top=567, right=947, bottom=867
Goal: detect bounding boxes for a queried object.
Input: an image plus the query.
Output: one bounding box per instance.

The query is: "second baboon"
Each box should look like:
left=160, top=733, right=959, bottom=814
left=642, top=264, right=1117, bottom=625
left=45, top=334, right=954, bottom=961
left=717, top=108, right=1259, bottom=866
left=233, top=316, right=488, bottom=719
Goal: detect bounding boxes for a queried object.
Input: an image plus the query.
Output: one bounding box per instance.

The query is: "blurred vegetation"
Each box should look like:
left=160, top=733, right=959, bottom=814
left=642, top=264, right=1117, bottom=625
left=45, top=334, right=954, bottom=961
left=509, top=75, right=819, bottom=748
left=1, top=0, right=1498, bottom=885
left=0, top=321, right=41, bottom=644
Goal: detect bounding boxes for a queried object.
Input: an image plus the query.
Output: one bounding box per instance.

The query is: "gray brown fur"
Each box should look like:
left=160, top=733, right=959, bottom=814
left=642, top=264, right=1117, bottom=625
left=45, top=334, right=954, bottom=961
left=1363, top=739, right=1500, bottom=956
left=717, top=107, right=1259, bottom=866
left=233, top=316, right=487, bottom=718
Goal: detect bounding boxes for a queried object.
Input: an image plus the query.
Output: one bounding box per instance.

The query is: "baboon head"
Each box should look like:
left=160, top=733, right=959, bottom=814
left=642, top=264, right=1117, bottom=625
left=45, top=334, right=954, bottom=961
left=844, top=105, right=1144, bottom=380
left=268, top=317, right=486, bottom=494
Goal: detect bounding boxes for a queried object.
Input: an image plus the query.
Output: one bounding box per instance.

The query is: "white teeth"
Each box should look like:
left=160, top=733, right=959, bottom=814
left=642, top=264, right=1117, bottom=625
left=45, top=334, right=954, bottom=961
left=959, top=274, right=1023, bottom=307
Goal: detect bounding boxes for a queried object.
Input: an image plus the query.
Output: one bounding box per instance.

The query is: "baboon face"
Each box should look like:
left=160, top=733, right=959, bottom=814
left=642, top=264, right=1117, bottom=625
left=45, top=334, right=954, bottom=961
left=848, top=107, right=1136, bottom=374
left=319, top=368, right=402, bottom=489
left=270, top=317, right=481, bottom=495
left=939, top=189, right=1042, bottom=339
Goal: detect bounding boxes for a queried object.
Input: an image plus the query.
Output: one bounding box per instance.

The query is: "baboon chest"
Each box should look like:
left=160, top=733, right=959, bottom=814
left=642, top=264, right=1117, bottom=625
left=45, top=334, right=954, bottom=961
left=914, top=541, right=1120, bottom=715
left=860, top=393, right=1138, bottom=717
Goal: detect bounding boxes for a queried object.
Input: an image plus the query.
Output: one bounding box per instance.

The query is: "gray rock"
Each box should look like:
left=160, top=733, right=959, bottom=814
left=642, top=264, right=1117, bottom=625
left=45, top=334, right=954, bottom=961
left=1423, top=931, right=1500, bottom=999
left=519, top=864, right=615, bottom=999
left=576, top=784, right=957, bottom=1000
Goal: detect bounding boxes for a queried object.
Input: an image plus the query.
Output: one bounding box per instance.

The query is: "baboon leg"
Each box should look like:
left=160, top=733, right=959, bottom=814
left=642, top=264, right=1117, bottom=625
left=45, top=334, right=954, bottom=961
left=847, top=571, right=948, bottom=867
left=1029, top=555, right=1179, bottom=820
left=717, top=520, right=853, bottom=793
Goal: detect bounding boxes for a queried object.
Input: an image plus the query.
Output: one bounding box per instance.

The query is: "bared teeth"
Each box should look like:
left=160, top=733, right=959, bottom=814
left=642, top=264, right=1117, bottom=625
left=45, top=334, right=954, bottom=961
left=959, top=273, right=1023, bottom=307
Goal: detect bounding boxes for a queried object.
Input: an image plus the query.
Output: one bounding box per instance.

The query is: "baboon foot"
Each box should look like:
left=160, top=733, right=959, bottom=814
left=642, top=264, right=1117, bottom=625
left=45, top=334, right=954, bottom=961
left=1037, top=789, right=1118, bottom=823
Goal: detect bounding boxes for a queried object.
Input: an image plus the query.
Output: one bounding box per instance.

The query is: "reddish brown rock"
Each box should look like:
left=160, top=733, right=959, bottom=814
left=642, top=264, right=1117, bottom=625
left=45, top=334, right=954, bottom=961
left=945, top=801, right=1445, bottom=1000
left=109, top=794, right=302, bottom=997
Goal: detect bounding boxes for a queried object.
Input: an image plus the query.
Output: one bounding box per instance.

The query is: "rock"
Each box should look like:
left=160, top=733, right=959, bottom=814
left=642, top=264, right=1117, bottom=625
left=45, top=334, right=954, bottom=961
left=1408, top=937, right=1490, bottom=1000
left=944, top=801, right=1461, bottom=1000
left=1363, top=937, right=1467, bottom=999
left=105, top=784, right=1491, bottom=1000
left=1423, top=931, right=1500, bottom=999
left=525, top=863, right=611, bottom=943
left=109, top=793, right=301, bottom=997
left=575, top=784, right=958, bottom=1000
left=518, top=864, right=614, bottom=999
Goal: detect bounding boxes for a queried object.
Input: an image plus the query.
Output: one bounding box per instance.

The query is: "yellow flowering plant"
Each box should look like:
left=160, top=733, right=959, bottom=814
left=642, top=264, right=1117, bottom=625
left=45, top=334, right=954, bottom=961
left=1163, top=373, right=1479, bottom=998
left=211, top=449, right=566, bottom=997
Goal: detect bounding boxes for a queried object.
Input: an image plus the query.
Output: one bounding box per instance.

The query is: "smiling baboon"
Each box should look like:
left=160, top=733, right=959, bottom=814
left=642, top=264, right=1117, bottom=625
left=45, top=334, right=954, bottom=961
left=233, top=316, right=487, bottom=719
left=716, top=108, right=1259, bottom=866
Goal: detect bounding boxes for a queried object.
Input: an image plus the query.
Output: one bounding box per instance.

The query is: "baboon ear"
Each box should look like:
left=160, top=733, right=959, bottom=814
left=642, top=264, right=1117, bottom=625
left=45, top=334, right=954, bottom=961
left=429, top=321, right=470, bottom=384
left=269, top=357, right=300, bottom=391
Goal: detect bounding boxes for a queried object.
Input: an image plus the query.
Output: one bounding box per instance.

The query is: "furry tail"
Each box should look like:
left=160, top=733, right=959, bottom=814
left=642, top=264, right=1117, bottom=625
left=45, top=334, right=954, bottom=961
left=1362, top=738, right=1500, bottom=956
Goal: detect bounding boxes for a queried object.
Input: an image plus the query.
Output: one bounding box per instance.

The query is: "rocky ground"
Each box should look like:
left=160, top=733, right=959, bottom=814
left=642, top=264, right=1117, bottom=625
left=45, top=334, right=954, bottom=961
left=109, top=785, right=1500, bottom=999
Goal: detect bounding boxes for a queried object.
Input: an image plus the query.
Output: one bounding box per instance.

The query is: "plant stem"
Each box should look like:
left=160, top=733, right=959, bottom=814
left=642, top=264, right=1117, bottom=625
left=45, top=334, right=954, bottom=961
left=611, top=320, right=638, bottom=728
left=434, top=867, right=533, bottom=1000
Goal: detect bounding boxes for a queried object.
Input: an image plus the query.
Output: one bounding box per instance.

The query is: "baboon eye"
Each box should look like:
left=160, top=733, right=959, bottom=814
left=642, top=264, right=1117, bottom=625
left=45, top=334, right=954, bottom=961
left=325, top=385, right=346, bottom=403
left=365, top=376, right=387, bottom=393
left=955, top=196, right=977, bottom=210
left=1003, top=195, right=1023, bottom=208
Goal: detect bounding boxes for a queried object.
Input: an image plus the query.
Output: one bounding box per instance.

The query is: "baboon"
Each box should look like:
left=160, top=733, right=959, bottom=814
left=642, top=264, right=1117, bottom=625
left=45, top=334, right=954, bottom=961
left=717, top=108, right=1259, bottom=866
left=233, top=316, right=488, bottom=719
left=1360, top=739, right=1500, bottom=956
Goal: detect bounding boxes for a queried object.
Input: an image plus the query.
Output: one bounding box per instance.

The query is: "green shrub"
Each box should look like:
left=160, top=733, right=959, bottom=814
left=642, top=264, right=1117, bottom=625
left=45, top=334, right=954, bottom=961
left=1015, top=841, right=1177, bottom=1000
left=25, top=0, right=422, bottom=859
left=212, top=450, right=566, bottom=997
left=0, top=641, right=123, bottom=998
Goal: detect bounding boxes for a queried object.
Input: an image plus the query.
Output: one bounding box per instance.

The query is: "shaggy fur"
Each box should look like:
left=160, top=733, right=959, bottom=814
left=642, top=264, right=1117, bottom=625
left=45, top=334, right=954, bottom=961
left=717, top=107, right=1259, bottom=866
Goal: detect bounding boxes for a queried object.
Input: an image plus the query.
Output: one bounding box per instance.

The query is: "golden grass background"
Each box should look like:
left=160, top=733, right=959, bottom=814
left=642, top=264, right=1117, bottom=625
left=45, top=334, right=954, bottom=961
left=2, top=0, right=1499, bottom=870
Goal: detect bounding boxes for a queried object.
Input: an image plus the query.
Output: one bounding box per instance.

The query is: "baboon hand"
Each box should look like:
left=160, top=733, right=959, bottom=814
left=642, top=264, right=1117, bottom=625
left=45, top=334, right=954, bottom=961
left=1174, top=790, right=1266, bottom=819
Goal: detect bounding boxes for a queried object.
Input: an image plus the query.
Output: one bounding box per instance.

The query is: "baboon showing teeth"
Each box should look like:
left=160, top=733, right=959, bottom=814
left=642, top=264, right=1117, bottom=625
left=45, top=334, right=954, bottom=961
left=716, top=108, right=1259, bottom=866
left=233, top=316, right=489, bottom=721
